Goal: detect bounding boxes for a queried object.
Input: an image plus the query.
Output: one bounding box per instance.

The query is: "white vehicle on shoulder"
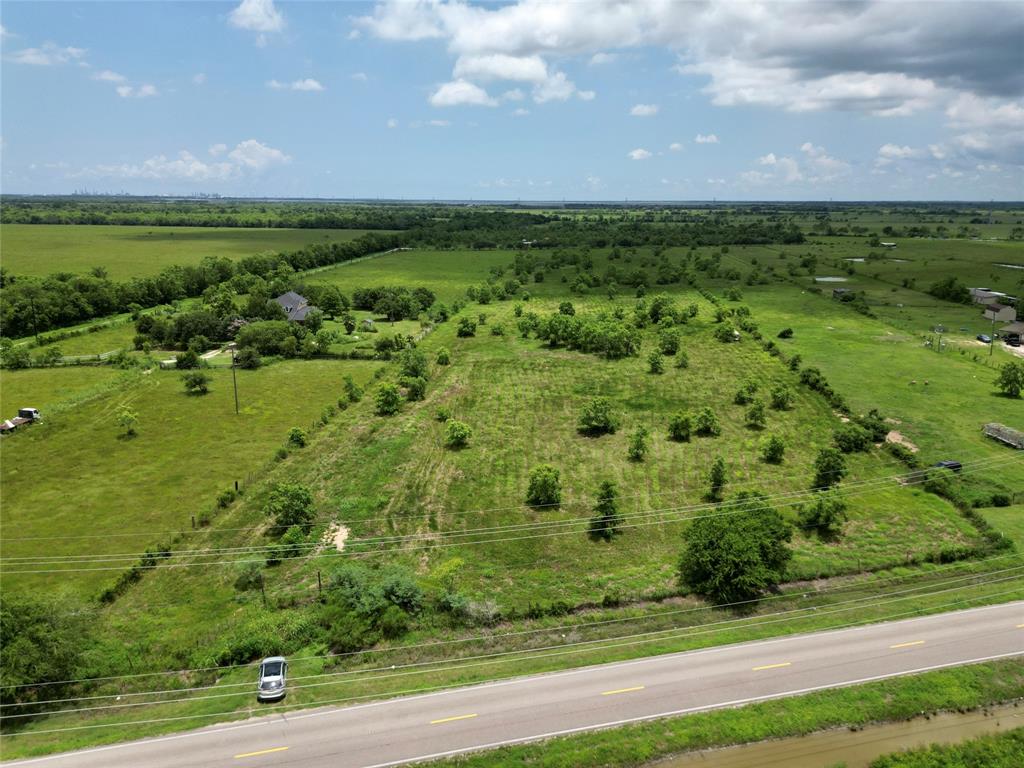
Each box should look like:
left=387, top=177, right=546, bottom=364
left=256, top=656, right=287, bottom=702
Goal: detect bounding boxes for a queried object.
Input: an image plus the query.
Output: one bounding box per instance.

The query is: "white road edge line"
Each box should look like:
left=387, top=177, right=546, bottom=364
left=359, top=651, right=1024, bottom=768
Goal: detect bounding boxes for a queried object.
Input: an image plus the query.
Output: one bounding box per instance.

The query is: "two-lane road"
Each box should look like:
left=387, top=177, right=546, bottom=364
left=8, top=601, right=1023, bottom=768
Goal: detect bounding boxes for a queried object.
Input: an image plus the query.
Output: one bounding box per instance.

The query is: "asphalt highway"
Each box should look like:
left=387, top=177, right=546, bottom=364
left=8, top=601, right=1023, bottom=768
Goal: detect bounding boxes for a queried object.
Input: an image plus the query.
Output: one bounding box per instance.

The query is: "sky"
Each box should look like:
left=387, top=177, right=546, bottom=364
left=1, top=0, right=1022, bottom=201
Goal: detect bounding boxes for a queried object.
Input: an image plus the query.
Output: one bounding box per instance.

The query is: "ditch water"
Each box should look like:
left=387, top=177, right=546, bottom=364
left=648, top=702, right=1023, bottom=768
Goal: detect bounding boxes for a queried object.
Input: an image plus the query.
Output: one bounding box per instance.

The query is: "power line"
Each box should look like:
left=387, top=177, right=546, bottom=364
left=4, top=550, right=1018, bottom=701
left=3, top=454, right=1015, bottom=573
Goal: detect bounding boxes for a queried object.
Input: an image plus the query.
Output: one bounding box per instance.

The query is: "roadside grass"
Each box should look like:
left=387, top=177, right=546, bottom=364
left=869, top=726, right=1024, bottom=768
left=0, top=224, right=389, bottom=279
left=0, top=359, right=382, bottom=597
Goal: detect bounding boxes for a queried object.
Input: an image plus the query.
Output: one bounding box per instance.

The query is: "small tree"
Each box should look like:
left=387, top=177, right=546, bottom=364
left=588, top=480, right=622, bottom=541
left=175, top=348, right=201, bottom=370
left=770, top=385, right=793, bottom=410
left=667, top=412, right=692, bottom=442
left=628, top=426, right=649, bottom=461
left=647, top=350, right=665, bottom=374
left=761, top=434, right=785, bottom=464
left=343, top=375, right=362, bottom=403
left=679, top=492, right=792, bottom=603
left=658, top=328, right=680, bottom=355
left=375, top=382, right=402, bottom=415
left=788, top=354, right=802, bottom=371
left=181, top=370, right=211, bottom=395
left=287, top=427, right=307, bottom=448
left=995, top=360, right=1024, bottom=398
left=265, top=482, right=315, bottom=533
left=235, top=347, right=261, bottom=369
left=526, top=464, right=561, bottom=507
left=116, top=405, right=138, bottom=437
left=734, top=379, right=758, bottom=405
left=456, top=318, right=477, bottom=337
left=398, top=347, right=430, bottom=380
left=403, top=376, right=427, bottom=401
left=797, top=491, right=848, bottom=540
left=708, top=457, right=727, bottom=501
left=444, top=420, right=472, bottom=449
left=578, top=397, right=620, bottom=435
left=745, top=399, right=767, bottom=429
left=675, top=349, right=690, bottom=369
left=833, top=422, right=872, bottom=453
left=436, top=347, right=451, bottom=365
left=812, top=447, right=848, bottom=489
left=695, top=407, right=721, bottom=437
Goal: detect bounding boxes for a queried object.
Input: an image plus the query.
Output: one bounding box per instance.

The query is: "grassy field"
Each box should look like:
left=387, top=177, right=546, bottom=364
left=0, top=360, right=382, bottom=597
left=0, top=366, right=127, bottom=415
left=2, top=224, right=1023, bottom=758
left=0, top=224, right=391, bottom=279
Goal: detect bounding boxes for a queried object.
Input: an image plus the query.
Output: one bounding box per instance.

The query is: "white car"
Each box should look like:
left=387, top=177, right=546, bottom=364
left=256, top=657, right=287, bottom=702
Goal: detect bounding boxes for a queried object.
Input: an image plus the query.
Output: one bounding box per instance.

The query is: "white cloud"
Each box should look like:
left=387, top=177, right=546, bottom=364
left=0, top=24, right=9, bottom=39
left=116, top=84, right=158, bottom=99
left=430, top=79, right=498, bottom=107
left=512, top=107, right=530, bottom=116
left=229, top=0, right=284, bottom=33
left=576, top=90, right=596, bottom=101
left=386, top=118, right=399, bottom=129
left=502, top=88, right=525, bottom=101
left=694, top=133, right=719, bottom=144
left=351, top=72, right=368, bottom=82
left=347, top=29, right=362, bottom=40
left=92, top=70, right=126, bottom=83
left=532, top=72, right=575, bottom=103
left=454, top=54, right=548, bottom=82
left=630, top=103, right=659, bottom=117
left=208, top=143, right=228, bottom=157
left=428, top=119, right=451, bottom=127
left=193, top=73, right=207, bottom=85
left=589, top=52, right=617, bottom=66
left=669, top=142, right=683, bottom=152
left=267, top=78, right=324, bottom=92
left=8, top=42, right=86, bottom=66
left=628, top=148, right=652, bottom=161
left=227, top=139, right=291, bottom=170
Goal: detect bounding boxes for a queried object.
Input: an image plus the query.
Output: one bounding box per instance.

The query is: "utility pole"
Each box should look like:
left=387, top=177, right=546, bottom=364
left=990, top=313, right=996, bottom=357
left=231, top=349, right=240, bottom=415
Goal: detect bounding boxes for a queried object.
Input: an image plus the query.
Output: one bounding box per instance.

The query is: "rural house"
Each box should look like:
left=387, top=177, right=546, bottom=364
left=983, top=302, right=1017, bottom=323
left=274, top=291, right=319, bottom=323
left=971, top=287, right=1008, bottom=305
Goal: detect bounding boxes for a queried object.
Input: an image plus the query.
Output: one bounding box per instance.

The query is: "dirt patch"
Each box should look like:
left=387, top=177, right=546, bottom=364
left=886, top=430, right=918, bottom=453
left=327, top=523, right=350, bottom=552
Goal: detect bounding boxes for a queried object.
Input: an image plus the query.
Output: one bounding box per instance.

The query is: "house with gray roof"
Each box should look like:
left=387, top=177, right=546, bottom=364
left=274, top=291, right=319, bottom=323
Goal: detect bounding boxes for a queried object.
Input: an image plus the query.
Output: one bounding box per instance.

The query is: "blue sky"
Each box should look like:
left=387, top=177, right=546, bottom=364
left=2, top=1, right=1022, bottom=200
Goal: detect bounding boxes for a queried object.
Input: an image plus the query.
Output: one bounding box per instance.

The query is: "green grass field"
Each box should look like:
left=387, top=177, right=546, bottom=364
left=0, top=224, right=391, bottom=279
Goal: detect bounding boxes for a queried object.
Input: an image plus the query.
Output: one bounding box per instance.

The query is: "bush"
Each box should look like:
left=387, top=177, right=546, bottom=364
left=457, top=318, right=477, bottom=337
left=235, top=347, right=261, bottom=369
left=648, top=351, right=665, bottom=374
left=526, top=464, right=561, bottom=507
left=734, top=379, right=759, bottom=405
left=287, top=427, right=307, bottom=448
left=588, top=480, right=622, bottom=541
left=491, top=323, right=506, bottom=336
left=398, top=347, right=430, bottom=380
left=679, top=492, right=792, bottom=603
left=658, top=328, right=680, bottom=355
left=435, top=406, right=452, bottom=422
left=233, top=562, right=263, bottom=592
left=175, top=348, right=201, bottom=370
left=812, top=447, right=848, bottom=489
left=667, top=412, right=692, bottom=442
left=628, top=426, right=649, bottom=461
left=797, top=492, right=848, bottom=540
left=578, top=397, right=620, bottom=436
left=403, top=376, right=427, bottom=401
left=695, top=407, right=721, bottom=437
left=746, top=399, right=767, bottom=429
left=833, top=422, right=872, bottom=453
left=375, top=382, right=402, bottom=415
left=761, top=434, right=785, bottom=464
left=444, top=420, right=472, bottom=449
left=995, top=360, right=1024, bottom=398
left=769, top=385, right=793, bottom=410
left=217, top=488, right=237, bottom=508
left=265, top=483, right=315, bottom=533
left=708, top=457, right=727, bottom=501
left=343, top=375, right=362, bottom=403
left=436, top=347, right=451, bottom=365
left=181, top=370, right=211, bottom=395
left=675, top=349, right=690, bottom=368
left=777, top=327, right=793, bottom=339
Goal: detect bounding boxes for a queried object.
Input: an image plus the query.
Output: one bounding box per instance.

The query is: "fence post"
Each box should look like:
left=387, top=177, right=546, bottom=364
left=191, top=515, right=195, bottom=530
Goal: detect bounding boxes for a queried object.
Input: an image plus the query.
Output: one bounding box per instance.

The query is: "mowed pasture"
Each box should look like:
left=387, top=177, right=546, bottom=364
left=0, top=224, right=391, bottom=279
left=0, top=360, right=382, bottom=597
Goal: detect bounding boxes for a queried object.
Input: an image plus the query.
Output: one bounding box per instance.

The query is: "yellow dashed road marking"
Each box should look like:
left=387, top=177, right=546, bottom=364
left=752, top=662, right=792, bottom=671
left=234, top=747, right=289, bottom=759
left=601, top=686, right=645, bottom=696
left=890, top=640, right=926, bottom=649
left=430, top=713, right=478, bottom=725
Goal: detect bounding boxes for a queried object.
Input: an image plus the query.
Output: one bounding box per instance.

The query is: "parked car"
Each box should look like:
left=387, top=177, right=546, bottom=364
left=256, top=656, right=287, bottom=701
left=1006, top=336, right=1022, bottom=347
left=977, top=334, right=992, bottom=344
left=933, top=460, right=963, bottom=473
